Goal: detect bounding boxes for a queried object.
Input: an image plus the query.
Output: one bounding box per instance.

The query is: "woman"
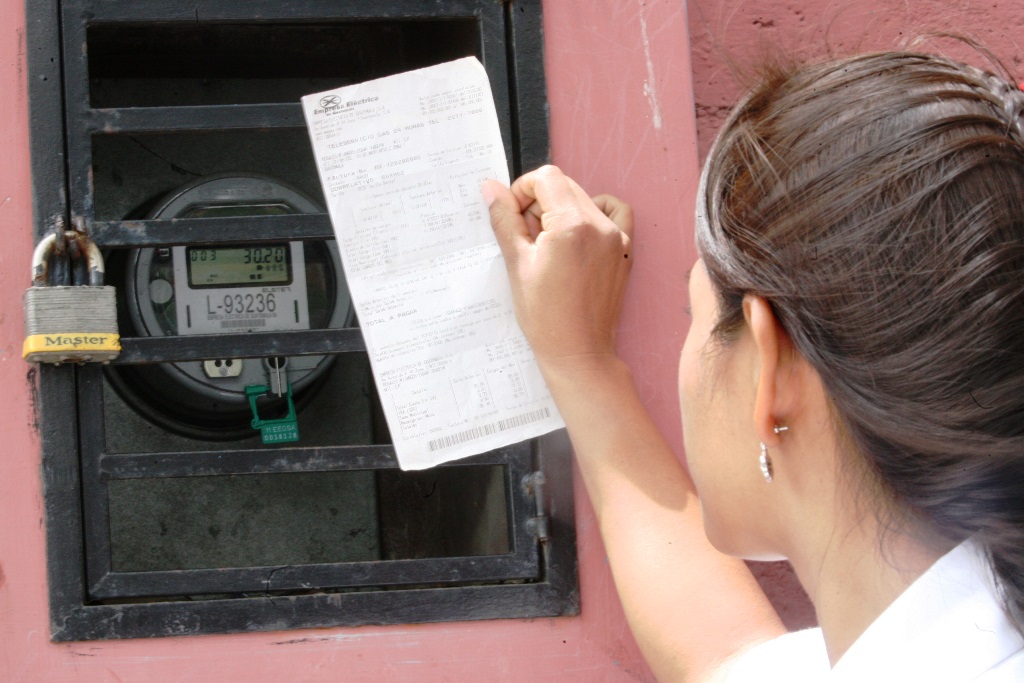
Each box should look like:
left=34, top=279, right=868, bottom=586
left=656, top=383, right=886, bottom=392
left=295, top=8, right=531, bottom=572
left=482, top=51, right=1024, bottom=681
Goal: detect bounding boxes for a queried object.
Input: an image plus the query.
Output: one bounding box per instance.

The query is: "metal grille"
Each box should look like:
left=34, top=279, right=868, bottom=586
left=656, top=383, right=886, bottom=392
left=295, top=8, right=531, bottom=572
left=28, top=0, right=577, bottom=641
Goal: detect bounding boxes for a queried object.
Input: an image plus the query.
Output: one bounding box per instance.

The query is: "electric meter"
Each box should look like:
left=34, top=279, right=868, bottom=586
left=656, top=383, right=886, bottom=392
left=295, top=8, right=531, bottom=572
left=108, top=174, right=352, bottom=440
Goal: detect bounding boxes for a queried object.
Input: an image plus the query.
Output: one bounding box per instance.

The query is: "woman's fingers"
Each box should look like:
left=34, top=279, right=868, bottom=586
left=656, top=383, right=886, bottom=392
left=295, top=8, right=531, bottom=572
left=509, top=165, right=581, bottom=219
left=483, top=165, right=635, bottom=367
left=510, top=167, right=631, bottom=247
left=482, top=178, right=531, bottom=268
left=593, top=193, right=635, bottom=239
left=520, top=201, right=544, bottom=241
left=491, top=166, right=630, bottom=245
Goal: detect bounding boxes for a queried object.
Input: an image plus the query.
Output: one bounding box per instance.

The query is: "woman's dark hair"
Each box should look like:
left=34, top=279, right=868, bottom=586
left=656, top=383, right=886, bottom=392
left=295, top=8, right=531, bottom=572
left=697, top=51, right=1024, bottom=625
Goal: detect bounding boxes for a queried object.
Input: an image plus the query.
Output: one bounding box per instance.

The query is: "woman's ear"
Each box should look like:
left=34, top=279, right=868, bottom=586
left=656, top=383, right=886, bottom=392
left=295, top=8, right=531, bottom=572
left=743, top=295, right=791, bottom=447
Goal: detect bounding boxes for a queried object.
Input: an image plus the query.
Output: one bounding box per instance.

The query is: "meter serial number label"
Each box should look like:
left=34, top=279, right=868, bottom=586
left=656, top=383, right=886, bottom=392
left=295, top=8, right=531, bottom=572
left=172, top=244, right=310, bottom=335
left=210, top=292, right=277, bottom=315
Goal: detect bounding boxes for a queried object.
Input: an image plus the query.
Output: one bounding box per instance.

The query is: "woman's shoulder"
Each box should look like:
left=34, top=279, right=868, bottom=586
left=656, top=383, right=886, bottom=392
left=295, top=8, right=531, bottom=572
left=975, top=648, right=1024, bottom=681
left=713, top=625, right=1024, bottom=682
left=713, top=628, right=829, bottom=682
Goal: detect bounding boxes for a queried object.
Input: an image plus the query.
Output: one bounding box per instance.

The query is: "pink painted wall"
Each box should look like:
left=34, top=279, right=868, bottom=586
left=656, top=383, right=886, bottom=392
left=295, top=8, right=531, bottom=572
left=687, top=0, right=1024, bottom=631
left=0, top=1, right=698, bottom=681
left=689, top=0, right=1024, bottom=159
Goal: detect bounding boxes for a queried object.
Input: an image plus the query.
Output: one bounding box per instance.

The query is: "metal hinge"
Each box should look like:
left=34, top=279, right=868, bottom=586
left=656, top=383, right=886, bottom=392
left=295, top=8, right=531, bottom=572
left=523, top=471, right=549, bottom=543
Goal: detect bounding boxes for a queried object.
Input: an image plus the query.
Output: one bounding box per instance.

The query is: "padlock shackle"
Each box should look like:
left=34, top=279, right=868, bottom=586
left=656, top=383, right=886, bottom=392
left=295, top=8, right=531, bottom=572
left=32, top=230, right=105, bottom=287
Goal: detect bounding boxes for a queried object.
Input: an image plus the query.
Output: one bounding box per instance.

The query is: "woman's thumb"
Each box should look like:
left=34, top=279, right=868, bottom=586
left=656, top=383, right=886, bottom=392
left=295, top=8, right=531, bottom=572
left=482, top=179, right=531, bottom=266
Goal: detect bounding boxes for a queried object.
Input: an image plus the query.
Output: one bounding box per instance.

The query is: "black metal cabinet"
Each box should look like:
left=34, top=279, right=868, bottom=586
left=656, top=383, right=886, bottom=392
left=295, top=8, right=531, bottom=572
left=26, top=0, right=577, bottom=641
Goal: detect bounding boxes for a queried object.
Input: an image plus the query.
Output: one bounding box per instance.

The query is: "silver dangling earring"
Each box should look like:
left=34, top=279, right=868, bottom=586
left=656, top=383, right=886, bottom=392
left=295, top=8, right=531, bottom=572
left=759, top=442, right=773, bottom=483
left=759, top=425, right=788, bottom=483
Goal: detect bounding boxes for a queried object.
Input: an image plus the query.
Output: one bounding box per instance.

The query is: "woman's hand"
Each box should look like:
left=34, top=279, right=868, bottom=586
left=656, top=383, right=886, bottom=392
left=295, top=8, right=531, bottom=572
left=482, top=165, right=633, bottom=372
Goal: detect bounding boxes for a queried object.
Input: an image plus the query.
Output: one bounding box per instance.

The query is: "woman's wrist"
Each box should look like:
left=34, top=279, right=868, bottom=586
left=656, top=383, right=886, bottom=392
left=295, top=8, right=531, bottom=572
left=537, top=352, right=632, bottom=397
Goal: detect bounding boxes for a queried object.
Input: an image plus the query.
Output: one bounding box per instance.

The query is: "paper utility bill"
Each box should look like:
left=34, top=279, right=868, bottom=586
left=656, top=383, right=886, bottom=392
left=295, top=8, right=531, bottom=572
left=302, top=57, right=564, bottom=470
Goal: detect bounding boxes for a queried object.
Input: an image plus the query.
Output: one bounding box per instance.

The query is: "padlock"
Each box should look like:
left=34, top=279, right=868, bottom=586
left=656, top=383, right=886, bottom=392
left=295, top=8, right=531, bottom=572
left=23, top=230, right=121, bottom=364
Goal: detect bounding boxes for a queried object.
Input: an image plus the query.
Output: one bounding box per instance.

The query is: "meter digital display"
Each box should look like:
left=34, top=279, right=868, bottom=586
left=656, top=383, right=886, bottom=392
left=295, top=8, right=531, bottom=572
left=171, top=242, right=309, bottom=335
left=186, top=244, right=292, bottom=288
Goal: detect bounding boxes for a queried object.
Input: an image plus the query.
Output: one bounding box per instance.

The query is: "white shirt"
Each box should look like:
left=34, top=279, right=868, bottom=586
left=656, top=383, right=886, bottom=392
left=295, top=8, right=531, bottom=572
left=723, top=540, right=1024, bottom=681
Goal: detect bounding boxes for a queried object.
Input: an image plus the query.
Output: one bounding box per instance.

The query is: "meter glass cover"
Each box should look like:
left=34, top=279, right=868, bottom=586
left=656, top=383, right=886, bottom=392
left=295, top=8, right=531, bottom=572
left=186, top=244, right=292, bottom=288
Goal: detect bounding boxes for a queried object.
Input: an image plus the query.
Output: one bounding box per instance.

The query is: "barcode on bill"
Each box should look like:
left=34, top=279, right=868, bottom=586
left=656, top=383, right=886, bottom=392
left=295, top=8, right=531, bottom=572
left=427, top=407, right=552, bottom=452
left=221, top=318, right=267, bottom=329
